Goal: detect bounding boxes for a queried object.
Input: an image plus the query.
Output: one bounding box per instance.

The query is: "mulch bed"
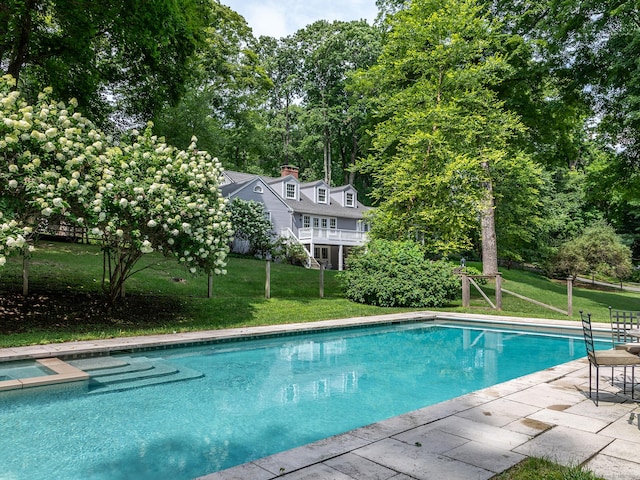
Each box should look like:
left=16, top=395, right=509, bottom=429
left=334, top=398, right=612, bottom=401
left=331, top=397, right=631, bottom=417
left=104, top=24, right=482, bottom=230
left=0, top=290, right=185, bottom=335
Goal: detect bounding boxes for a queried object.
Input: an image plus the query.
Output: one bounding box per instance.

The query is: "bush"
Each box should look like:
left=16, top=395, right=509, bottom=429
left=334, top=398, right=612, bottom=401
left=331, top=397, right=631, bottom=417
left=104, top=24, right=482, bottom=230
left=272, top=238, right=309, bottom=266
left=339, top=239, right=459, bottom=307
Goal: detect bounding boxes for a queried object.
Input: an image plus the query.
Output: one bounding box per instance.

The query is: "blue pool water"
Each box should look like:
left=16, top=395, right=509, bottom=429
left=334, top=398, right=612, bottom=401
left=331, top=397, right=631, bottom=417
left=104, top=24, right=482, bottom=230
left=0, top=322, right=603, bottom=479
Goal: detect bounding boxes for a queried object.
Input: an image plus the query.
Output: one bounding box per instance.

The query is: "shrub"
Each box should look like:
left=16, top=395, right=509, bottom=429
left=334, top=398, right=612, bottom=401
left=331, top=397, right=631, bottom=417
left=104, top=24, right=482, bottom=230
left=273, top=239, right=309, bottom=266
left=339, top=239, right=459, bottom=307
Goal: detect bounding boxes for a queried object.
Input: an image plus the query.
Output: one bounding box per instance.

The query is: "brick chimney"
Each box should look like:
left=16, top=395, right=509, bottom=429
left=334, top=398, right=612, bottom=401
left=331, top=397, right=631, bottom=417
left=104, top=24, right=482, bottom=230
left=280, top=164, right=299, bottom=179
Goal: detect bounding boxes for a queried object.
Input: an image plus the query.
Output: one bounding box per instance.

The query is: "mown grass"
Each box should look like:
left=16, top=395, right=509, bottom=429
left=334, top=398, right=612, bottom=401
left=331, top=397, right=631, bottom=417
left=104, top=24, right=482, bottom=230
left=494, top=457, right=604, bottom=480
left=1, top=241, right=639, bottom=348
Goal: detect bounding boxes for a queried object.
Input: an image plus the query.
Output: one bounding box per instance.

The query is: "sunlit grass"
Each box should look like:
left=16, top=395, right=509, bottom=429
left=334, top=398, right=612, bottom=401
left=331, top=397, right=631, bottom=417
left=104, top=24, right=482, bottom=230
left=1, top=241, right=639, bottom=347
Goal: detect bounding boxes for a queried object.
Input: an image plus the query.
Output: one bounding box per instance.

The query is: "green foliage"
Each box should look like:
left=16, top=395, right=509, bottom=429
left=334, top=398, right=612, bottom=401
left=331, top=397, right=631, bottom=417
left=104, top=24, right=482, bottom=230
left=229, top=199, right=275, bottom=257
left=1, top=0, right=209, bottom=126
left=272, top=238, right=309, bottom=266
left=258, top=20, right=382, bottom=184
left=548, top=222, right=633, bottom=281
left=153, top=2, right=273, bottom=167
left=354, top=0, right=541, bottom=273
left=339, top=240, right=459, bottom=307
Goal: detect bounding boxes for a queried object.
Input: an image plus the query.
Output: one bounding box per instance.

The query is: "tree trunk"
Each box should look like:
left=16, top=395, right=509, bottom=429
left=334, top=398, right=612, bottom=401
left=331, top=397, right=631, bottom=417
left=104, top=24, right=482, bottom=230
left=22, top=253, right=29, bottom=296
left=7, top=0, right=38, bottom=82
left=480, top=162, right=498, bottom=276
left=323, top=124, right=332, bottom=186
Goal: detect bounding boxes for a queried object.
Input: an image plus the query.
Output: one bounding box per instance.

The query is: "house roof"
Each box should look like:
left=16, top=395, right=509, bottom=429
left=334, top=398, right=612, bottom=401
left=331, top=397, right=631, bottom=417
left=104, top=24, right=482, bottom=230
left=222, top=170, right=370, bottom=219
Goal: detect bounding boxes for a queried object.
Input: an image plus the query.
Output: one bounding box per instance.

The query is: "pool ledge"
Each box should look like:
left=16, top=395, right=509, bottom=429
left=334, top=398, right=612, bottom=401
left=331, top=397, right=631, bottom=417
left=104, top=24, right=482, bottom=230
left=0, top=358, right=89, bottom=392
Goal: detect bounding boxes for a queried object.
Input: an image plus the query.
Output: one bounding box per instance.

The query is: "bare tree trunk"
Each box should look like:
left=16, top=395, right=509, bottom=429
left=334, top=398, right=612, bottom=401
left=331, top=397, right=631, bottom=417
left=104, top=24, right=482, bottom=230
left=480, top=162, right=498, bottom=276
left=22, top=253, right=29, bottom=296
left=7, top=0, right=37, bottom=82
left=323, top=125, right=332, bottom=186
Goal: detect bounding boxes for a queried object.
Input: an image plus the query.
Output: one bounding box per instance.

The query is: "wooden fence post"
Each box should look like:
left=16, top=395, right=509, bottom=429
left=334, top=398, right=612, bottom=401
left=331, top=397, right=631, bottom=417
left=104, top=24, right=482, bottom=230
left=495, top=273, right=502, bottom=310
left=265, top=259, right=271, bottom=299
left=462, top=274, right=470, bottom=308
left=567, top=277, right=573, bottom=317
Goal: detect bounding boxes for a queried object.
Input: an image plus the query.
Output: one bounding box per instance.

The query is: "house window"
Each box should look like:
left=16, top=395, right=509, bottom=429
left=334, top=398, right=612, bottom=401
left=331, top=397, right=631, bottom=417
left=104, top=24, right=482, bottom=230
left=357, top=220, right=370, bottom=232
left=318, top=188, right=327, bottom=203
left=303, top=215, right=310, bottom=228
left=330, top=218, right=337, bottom=229
left=314, top=247, right=329, bottom=260
left=253, top=185, right=263, bottom=194
left=313, top=217, right=320, bottom=228
left=321, top=218, right=328, bottom=229
left=286, top=183, right=296, bottom=199
left=345, top=192, right=355, bottom=207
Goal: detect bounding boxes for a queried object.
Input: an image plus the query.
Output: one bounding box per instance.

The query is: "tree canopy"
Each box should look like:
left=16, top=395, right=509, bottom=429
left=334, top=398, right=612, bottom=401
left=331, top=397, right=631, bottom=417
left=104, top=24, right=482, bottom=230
left=2, top=0, right=639, bottom=277
left=355, top=0, right=543, bottom=274
left=1, top=0, right=210, bottom=126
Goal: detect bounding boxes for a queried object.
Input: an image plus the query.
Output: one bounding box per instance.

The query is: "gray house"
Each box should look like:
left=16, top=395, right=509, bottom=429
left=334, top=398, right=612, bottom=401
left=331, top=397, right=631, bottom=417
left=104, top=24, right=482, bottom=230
left=220, top=165, right=370, bottom=270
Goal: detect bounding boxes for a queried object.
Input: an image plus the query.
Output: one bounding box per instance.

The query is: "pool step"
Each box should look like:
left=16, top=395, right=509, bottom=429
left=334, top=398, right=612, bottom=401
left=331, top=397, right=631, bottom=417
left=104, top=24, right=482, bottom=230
left=68, top=356, right=204, bottom=394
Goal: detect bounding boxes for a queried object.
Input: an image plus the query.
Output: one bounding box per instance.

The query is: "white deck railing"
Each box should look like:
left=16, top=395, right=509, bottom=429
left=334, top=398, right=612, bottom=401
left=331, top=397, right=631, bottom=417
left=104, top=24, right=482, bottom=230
left=296, top=228, right=367, bottom=245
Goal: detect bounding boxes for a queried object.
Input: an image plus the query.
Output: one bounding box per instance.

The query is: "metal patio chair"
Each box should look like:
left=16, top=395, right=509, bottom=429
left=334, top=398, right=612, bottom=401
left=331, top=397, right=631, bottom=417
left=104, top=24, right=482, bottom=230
left=581, top=311, right=640, bottom=405
left=609, top=306, right=640, bottom=354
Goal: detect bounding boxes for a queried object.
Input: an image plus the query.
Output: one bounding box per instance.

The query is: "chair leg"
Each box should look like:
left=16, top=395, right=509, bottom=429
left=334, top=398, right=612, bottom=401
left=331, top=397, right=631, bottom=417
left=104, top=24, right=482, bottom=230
left=591, top=364, right=598, bottom=406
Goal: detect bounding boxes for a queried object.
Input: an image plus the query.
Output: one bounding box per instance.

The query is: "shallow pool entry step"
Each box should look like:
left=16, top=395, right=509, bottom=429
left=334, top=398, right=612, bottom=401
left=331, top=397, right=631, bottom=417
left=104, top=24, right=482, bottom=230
left=68, top=356, right=204, bottom=394
left=0, top=358, right=89, bottom=392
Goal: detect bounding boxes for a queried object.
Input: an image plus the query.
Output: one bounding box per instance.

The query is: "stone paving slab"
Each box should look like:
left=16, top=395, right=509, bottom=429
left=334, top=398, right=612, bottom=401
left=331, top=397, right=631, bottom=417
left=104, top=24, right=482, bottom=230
left=253, top=433, right=370, bottom=476
left=585, top=454, right=640, bottom=480
left=323, top=453, right=398, bottom=480
left=454, top=397, right=541, bottom=428
left=353, top=438, right=494, bottom=480
left=513, top=425, right=614, bottom=465
left=444, top=440, right=526, bottom=473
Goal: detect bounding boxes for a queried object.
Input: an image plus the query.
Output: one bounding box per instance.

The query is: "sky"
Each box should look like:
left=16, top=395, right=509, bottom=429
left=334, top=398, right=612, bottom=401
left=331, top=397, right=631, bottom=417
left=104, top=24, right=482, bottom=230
left=221, top=0, right=379, bottom=38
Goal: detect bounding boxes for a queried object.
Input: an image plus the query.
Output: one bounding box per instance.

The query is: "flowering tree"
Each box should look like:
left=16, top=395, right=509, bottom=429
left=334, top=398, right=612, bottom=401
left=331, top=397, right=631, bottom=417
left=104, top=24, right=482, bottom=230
left=0, top=75, right=234, bottom=303
left=0, top=74, right=104, bottom=293
left=87, top=127, right=234, bottom=303
left=229, top=199, right=275, bottom=257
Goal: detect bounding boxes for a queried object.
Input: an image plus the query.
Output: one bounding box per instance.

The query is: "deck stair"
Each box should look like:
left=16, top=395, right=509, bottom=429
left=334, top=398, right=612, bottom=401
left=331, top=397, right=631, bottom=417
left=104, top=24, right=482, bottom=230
left=68, top=356, right=203, bottom=394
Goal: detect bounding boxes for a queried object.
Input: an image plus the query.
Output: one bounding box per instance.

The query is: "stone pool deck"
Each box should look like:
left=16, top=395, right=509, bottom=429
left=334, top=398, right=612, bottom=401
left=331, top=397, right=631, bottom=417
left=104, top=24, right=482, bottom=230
left=1, top=312, right=639, bottom=480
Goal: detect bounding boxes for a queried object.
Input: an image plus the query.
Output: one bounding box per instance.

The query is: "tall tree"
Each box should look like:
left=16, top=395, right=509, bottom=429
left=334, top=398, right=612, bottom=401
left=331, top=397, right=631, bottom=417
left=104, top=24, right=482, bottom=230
left=357, top=0, right=542, bottom=274
left=1, top=0, right=209, bottom=126
left=493, top=0, right=640, bottom=258
left=152, top=1, right=272, bottom=168
left=294, top=20, right=382, bottom=185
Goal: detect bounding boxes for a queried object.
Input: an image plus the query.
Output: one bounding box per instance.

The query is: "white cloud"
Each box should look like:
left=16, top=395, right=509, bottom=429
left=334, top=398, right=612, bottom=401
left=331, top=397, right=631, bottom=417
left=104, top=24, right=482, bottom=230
left=222, top=0, right=378, bottom=38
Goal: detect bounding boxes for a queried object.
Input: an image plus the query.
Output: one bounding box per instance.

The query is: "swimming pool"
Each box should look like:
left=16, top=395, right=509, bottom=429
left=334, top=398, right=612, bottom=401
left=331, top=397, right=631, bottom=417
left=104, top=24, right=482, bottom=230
left=0, top=321, right=605, bottom=479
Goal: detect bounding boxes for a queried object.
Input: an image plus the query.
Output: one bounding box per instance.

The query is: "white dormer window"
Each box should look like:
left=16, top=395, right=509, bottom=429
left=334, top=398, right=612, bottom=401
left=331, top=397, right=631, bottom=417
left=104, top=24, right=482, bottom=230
left=253, top=185, right=264, bottom=194
left=345, top=192, right=355, bottom=207
left=286, top=183, right=296, bottom=199
left=317, top=187, right=327, bottom=204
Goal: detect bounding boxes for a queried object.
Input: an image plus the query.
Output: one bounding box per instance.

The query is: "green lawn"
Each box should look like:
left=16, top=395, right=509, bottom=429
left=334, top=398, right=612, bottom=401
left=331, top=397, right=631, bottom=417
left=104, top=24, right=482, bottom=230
left=0, top=241, right=639, bottom=347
